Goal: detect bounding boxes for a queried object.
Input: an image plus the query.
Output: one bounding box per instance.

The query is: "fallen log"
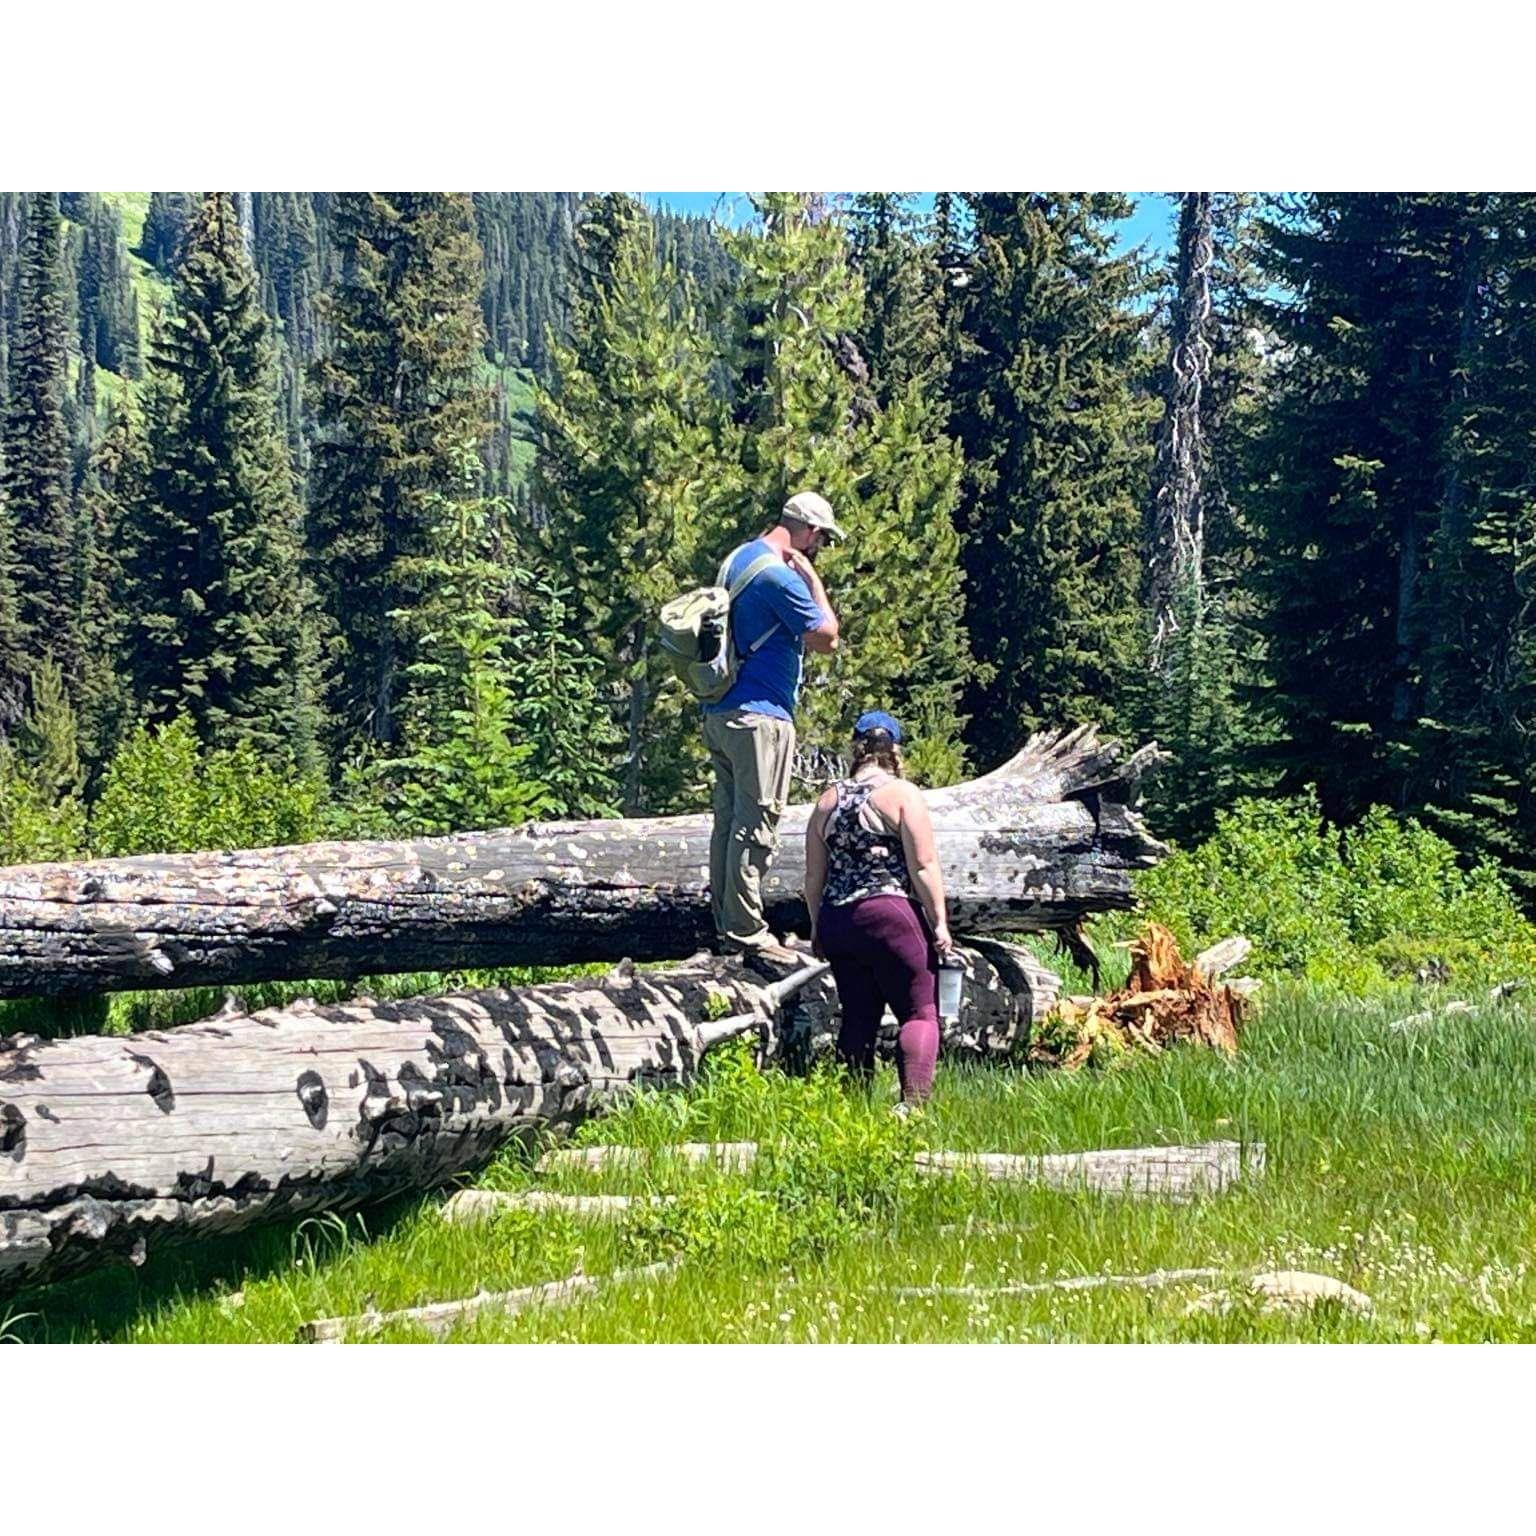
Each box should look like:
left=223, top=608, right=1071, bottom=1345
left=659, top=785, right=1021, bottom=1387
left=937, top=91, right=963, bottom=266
left=297, top=1260, right=675, bottom=1343
left=537, top=1141, right=760, bottom=1174
left=0, top=724, right=1163, bottom=1000
left=769, top=937, right=1061, bottom=1072
left=1386, top=980, right=1527, bottom=1032
left=0, top=944, right=1052, bottom=1291
left=913, top=1139, right=1263, bottom=1199
left=889, top=1267, right=1224, bottom=1299
left=0, top=960, right=788, bottom=1291
left=534, top=1138, right=1263, bottom=1201
left=440, top=1190, right=675, bottom=1223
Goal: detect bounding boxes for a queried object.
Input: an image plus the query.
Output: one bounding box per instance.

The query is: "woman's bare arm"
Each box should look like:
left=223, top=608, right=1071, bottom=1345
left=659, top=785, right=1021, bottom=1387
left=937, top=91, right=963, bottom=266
left=804, top=789, right=837, bottom=954
left=896, top=786, right=953, bottom=954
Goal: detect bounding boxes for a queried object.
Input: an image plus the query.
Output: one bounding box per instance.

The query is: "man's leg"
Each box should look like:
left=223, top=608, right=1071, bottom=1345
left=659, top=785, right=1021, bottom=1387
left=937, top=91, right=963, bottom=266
left=702, top=712, right=736, bottom=939
left=716, top=710, right=795, bottom=949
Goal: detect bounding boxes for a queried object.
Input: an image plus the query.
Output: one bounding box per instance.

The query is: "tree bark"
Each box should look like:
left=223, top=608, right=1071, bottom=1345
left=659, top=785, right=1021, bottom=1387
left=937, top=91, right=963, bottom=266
left=0, top=723, right=1162, bottom=1001
left=1147, top=192, right=1214, bottom=675
left=0, top=943, right=1057, bottom=1291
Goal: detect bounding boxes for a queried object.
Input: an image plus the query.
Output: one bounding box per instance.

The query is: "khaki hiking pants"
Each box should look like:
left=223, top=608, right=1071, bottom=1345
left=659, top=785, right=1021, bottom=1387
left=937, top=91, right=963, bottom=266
left=703, top=708, right=796, bottom=949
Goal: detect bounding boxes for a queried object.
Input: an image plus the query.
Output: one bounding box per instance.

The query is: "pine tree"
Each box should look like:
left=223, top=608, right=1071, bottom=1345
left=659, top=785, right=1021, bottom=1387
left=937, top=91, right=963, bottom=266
left=0, top=659, right=86, bottom=863
left=503, top=566, right=623, bottom=818
left=0, top=448, right=24, bottom=738
left=1410, top=194, right=1536, bottom=898
left=1146, top=193, right=1214, bottom=672
left=726, top=194, right=970, bottom=776
left=74, top=400, right=144, bottom=773
left=124, top=193, right=318, bottom=766
left=251, top=192, right=323, bottom=465
left=847, top=194, right=948, bottom=404
left=308, top=192, right=491, bottom=751
left=138, top=193, right=196, bottom=274
left=1130, top=193, right=1264, bottom=840
left=1245, top=194, right=1474, bottom=823
left=353, top=442, right=554, bottom=835
left=1, top=193, right=79, bottom=689
left=947, top=194, right=1155, bottom=766
left=75, top=195, right=141, bottom=378
left=534, top=193, right=732, bottom=812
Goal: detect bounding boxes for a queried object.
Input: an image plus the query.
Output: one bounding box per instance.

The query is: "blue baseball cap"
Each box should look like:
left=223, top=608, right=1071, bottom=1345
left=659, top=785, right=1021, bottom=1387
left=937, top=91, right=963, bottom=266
left=853, top=710, right=904, bottom=744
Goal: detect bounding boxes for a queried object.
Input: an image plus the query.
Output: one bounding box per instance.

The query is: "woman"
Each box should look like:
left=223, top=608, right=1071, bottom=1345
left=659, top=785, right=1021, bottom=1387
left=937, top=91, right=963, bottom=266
left=804, top=710, right=954, bottom=1108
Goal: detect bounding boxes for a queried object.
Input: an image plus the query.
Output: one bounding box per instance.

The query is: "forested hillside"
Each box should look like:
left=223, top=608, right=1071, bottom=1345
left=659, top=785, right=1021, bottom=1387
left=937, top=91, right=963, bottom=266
left=0, top=191, right=1532, bottom=914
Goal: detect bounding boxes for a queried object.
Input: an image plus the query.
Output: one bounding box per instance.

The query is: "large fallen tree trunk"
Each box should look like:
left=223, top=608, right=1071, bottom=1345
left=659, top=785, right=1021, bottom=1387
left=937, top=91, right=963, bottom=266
left=0, top=725, right=1162, bottom=1001
left=0, top=944, right=1055, bottom=1291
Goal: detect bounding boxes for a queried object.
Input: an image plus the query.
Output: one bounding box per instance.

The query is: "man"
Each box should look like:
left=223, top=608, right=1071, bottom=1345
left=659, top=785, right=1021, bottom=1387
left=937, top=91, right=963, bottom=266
left=704, top=490, right=843, bottom=959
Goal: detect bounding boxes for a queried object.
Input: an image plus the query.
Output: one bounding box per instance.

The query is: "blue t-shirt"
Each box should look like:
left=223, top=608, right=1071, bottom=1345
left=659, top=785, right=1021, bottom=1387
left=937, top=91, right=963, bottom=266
left=702, top=539, right=828, bottom=721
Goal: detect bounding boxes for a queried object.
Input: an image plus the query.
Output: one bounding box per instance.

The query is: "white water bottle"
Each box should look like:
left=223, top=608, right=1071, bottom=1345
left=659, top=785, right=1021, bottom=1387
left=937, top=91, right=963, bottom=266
left=937, top=954, right=965, bottom=1022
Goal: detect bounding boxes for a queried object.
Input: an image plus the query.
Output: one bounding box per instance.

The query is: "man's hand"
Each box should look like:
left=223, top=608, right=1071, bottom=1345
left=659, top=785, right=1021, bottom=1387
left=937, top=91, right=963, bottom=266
left=783, top=547, right=817, bottom=583
left=786, top=542, right=840, bottom=652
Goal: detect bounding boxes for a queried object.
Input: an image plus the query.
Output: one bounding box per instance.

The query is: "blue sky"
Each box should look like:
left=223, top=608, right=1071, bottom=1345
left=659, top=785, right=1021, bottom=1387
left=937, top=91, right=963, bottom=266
left=639, top=192, right=1179, bottom=258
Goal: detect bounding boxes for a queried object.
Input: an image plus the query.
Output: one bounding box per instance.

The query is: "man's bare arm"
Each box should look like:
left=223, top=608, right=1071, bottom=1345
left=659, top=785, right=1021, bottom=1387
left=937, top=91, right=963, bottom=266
left=786, top=549, right=840, bottom=653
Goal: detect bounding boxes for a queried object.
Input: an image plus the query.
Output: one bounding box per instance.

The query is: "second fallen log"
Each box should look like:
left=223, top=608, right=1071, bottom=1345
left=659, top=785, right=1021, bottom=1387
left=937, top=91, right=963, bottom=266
left=0, top=944, right=1054, bottom=1292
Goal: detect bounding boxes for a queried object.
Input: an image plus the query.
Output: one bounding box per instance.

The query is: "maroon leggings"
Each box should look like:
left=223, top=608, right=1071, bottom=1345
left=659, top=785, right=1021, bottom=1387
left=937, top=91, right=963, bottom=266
left=818, top=894, right=940, bottom=1103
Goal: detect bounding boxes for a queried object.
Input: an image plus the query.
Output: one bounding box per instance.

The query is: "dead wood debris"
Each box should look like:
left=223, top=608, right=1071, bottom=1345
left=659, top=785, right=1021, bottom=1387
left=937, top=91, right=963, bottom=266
left=1031, top=923, right=1256, bottom=1070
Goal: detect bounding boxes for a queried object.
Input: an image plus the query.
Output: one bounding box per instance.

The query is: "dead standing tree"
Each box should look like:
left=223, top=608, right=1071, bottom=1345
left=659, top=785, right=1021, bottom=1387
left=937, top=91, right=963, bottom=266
left=1147, top=192, right=1215, bottom=675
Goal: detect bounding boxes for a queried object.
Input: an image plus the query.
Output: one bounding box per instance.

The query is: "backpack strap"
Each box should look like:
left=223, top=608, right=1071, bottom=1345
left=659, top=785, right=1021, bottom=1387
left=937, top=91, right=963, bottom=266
left=718, top=545, right=785, bottom=657
left=728, top=551, right=781, bottom=601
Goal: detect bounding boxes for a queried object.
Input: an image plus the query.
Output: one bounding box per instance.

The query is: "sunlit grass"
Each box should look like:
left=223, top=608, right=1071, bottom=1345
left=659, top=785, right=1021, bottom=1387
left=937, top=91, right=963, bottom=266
left=9, top=982, right=1536, bottom=1343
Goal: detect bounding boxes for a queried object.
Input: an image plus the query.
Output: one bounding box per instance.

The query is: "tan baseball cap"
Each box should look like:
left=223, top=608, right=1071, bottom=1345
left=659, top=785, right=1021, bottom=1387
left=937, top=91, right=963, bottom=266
left=781, top=490, right=848, bottom=543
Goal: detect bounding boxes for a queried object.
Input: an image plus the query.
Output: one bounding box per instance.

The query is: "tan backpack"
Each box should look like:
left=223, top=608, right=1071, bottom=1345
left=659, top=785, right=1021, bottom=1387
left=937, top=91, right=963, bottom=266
left=658, top=545, right=782, bottom=702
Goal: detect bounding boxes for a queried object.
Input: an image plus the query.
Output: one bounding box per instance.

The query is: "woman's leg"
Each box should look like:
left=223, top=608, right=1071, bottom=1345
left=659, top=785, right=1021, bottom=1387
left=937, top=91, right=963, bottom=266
left=819, top=904, right=883, bottom=1083
left=859, top=897, right=940, bottom=1104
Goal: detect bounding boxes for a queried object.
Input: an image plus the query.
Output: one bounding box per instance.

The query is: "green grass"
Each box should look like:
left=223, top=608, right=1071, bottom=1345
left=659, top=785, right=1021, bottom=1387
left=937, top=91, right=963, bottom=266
left=8, top=979, right=1536, bottom=1343
left=98, top=191, right=171, bottom=330
left=484, top=357, right=538, bottom=485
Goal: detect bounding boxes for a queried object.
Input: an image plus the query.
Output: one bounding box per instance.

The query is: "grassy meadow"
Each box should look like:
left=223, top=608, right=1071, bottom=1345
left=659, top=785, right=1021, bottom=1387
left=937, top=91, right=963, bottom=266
left=9, top=972, right=1535, bottom=1345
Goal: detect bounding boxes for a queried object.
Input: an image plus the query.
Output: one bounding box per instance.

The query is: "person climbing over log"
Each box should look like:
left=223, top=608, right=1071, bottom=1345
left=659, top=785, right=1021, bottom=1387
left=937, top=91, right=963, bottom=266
left=804, top=711, right=953, bottom=1110
left=703, top=491, right=843, bottom=962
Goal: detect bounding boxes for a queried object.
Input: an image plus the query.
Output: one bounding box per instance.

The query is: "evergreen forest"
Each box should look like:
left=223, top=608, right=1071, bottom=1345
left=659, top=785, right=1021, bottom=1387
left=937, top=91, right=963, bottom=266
left=1, top=189, right=1533, bottom=920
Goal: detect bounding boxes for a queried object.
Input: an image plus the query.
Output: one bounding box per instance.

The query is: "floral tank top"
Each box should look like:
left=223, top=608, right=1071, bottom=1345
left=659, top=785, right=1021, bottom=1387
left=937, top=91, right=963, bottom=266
left=822, top=778, right=912, bottom=907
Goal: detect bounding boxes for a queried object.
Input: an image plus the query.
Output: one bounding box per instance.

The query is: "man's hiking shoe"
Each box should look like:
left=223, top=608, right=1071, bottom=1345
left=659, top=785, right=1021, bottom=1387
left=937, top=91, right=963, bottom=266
left=718, top=935, right=806, bottom=968
left=738, top=941, right=806, bottom=973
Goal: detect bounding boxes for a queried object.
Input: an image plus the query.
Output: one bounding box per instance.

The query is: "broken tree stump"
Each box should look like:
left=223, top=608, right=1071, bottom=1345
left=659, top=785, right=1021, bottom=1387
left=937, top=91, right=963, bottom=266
left=1032, top=924, right=1257, bottom=1069
left=0, top=725, right=1164, bottom=1000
